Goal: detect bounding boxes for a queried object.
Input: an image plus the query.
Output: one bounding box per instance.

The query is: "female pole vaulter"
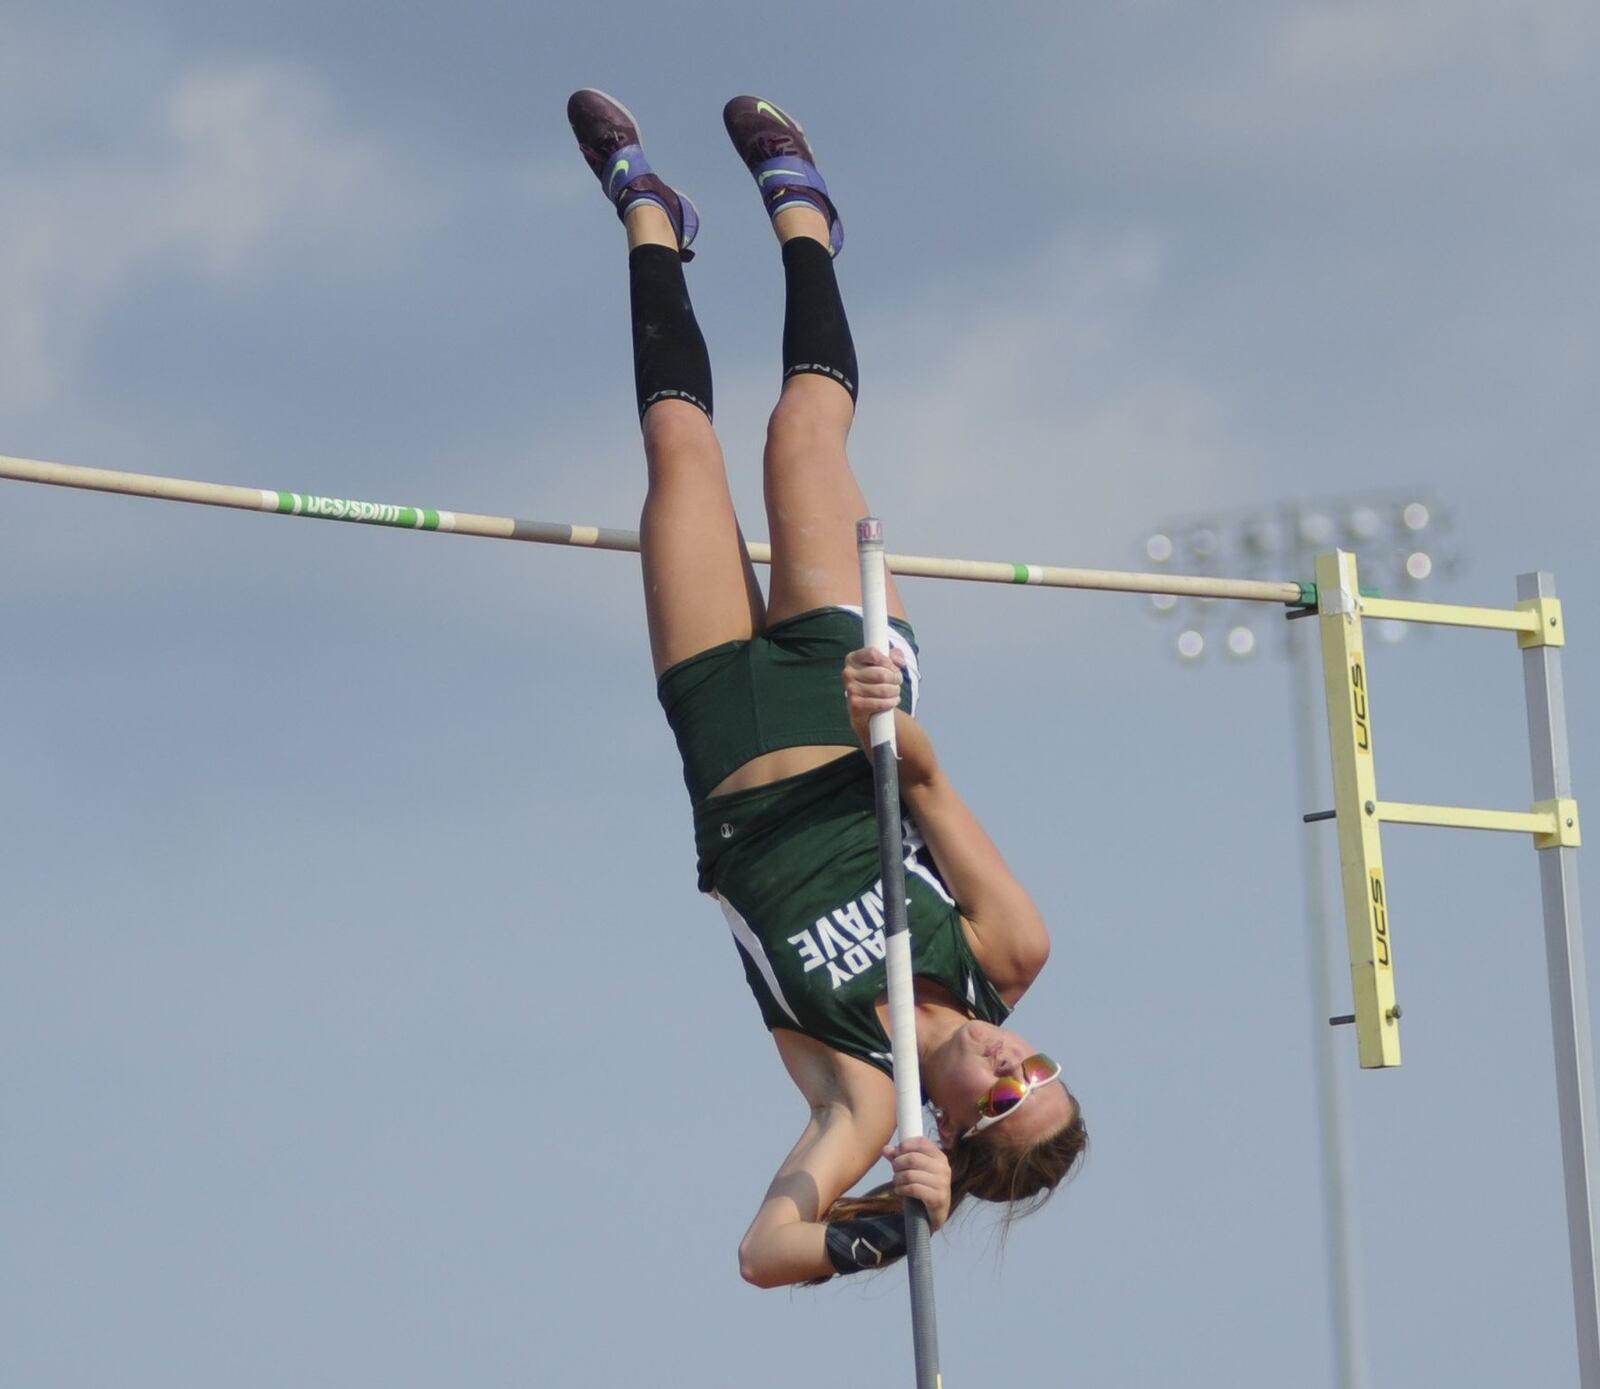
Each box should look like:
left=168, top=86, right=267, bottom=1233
left=566, top=88, right=1086, bottom=1286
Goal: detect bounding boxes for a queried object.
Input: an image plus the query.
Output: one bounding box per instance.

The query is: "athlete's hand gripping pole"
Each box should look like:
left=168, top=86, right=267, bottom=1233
left=856, top=517, right=942, bottom=1389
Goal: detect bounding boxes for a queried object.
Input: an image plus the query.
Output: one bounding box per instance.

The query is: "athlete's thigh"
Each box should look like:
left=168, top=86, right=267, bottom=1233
left=761, top=381, right=908, bottom=628
left=639, top=401, right=766, bottom=677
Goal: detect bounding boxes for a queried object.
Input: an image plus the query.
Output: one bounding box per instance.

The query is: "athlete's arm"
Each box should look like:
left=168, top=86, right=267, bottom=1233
left=843, top=650, right=1050, bottom=1004
left=738, top=1033, right=949, bottom=1288
left=896, top=744, right=1050, bottom=1002
left=737, top=1102, right=890, bottom=1287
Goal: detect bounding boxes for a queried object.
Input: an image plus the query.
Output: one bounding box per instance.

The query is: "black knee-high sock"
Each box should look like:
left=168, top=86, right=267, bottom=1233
left=629, top=244, right=713, bottom=421
left=780, top=237, right=858, bottom=404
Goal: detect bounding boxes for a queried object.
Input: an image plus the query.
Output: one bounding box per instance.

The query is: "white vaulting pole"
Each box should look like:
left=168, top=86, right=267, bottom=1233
left=857, top=517, right=941, bottom=1389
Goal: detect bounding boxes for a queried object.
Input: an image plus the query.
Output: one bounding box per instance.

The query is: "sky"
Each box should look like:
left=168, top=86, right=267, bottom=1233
left=3, top=2, right=1599, bottom=1385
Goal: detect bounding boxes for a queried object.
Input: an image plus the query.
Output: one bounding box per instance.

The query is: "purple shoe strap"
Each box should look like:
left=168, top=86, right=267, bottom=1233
left=601, top=144, right=655, bottom=202
left=751, top=156, right=831, bottom=198
left=751, top=157, right=842, bottom=256
left=669, top=193, right=699, bottom=251
left=615, top=181, right=699, bottom=260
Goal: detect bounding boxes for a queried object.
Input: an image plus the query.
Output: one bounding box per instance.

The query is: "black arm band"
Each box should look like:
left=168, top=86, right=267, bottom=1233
left=824, top=1212, right=908, bottom=1275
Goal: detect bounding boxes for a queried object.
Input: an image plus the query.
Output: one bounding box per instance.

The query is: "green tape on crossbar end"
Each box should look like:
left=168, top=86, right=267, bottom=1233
left=1293, top=582, right=1382, bottom=607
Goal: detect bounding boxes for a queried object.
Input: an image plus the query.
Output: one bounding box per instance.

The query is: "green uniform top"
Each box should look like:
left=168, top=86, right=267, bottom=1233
left=693, top=753, right=1012, bottom=1079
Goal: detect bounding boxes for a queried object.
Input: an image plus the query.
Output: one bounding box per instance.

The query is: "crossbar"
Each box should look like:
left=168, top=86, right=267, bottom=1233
left=0, top=454, right=1309, bottom=605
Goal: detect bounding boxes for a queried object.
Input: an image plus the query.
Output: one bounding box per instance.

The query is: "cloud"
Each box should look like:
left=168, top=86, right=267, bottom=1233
left=0, top=59, right=442, bottom=411
left=159, top=66, right=426, bottom=276
left=845, top=229, right=1244, bottom=564
left=1270, top=0, right=1593, bottom=86
left=1076, top=0, right=1600, bottom=184
left=353, top=227, right=1243, bottom=655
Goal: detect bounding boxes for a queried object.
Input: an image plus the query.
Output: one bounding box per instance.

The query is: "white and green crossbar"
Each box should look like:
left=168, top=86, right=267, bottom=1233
left=0, top=454, right=1309, bottom=605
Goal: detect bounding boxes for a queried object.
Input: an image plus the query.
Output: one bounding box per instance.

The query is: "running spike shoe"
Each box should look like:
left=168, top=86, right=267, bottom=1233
left=567, top=89, right=699, bottom=260
left=721, top=95, right=843, bottom=257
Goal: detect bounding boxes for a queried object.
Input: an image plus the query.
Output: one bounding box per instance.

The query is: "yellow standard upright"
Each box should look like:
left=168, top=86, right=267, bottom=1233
left=1317, top=551, right=1401, bottom=1068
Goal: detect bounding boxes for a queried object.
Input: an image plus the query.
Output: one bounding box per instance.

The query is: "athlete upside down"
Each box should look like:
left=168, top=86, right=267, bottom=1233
left=568, top=88, right=1086, bottom=1286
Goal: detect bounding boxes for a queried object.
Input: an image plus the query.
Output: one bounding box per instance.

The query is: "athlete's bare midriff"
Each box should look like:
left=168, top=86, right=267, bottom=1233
left=708, top=744, right=856, bottom=799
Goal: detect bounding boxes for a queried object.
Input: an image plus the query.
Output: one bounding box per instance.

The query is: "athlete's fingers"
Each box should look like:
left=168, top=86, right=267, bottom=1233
left=847, top=681, right=900, bottom=701
left=886, top=1166, right=951, bottom=1225
left=887, top=1154, right=937, bottom=1183
left=846, top=646, right=899, bottom=674
left=885, top=1144, right=950, bottom=1181
left=844, top=664, right=901, bottom=693
left=845, top=676, right=900, bottom=700
left=891, top=1156, right=946, bottom=1184
left=845, top=674, right=899, bottom=693
left=896, top=1179, right=947, bottom=1207
left=844, top=683, right=900, bottom=708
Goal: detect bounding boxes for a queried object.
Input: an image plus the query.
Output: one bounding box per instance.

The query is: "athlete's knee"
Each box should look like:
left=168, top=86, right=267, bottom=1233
left=764, top=380, right=851, bottom=458
left=644, top=398, right=719, bottom=462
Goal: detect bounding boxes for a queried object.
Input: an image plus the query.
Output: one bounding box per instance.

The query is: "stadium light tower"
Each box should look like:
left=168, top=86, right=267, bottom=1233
left=1138, top=491, right=1458, bottom=1389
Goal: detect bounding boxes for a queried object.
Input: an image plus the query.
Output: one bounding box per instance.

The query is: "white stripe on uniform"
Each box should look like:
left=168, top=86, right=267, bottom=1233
left=903, top=816, right=956, bottom=907
left=714, top=892, right=801, bottom=1026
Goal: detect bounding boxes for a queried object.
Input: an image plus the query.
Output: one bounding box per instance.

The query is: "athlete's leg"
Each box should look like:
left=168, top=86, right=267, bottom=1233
left=761, top=224, right=907, bottom=627
left=722, top=96, right=907, bottom=628
left=570, top=90, right=764, bottom=676
left=627, top=207, right=765, bottom=675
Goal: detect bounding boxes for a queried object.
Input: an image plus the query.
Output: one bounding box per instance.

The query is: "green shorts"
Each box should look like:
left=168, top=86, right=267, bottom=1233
left=656, top=605, right=920, bottom=807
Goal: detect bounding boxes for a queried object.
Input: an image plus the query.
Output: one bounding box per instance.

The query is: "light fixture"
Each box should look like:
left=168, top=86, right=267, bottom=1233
left=1346, top=507, right=1381, bottom=541
left=1299, top=512, right=1335, bottom=547
left=1188, top=527, right=1219, bottom=560
left=1244, top=519, right=1283, bottom=555
left=1141, top=489, right=1451, bottom=667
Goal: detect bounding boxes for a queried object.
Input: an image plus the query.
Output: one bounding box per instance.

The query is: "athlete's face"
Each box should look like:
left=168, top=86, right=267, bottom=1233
left=931, top=1020, right=1077, bottom=1150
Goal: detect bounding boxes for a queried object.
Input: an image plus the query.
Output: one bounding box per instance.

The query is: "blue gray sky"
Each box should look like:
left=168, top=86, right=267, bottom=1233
left=4, top=3, right=1598, bottom=1385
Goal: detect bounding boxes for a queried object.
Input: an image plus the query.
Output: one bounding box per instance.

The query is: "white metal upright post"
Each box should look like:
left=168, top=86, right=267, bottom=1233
left=1518, top=571, right=1600, bottom=1386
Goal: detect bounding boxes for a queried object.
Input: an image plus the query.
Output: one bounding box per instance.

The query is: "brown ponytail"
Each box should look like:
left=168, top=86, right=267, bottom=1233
left=807, top=1102, right=1088, bottom=1283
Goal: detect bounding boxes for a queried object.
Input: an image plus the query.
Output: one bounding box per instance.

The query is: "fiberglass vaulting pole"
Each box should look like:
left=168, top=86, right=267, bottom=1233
left=857, top=517, right=941, bottom=1389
